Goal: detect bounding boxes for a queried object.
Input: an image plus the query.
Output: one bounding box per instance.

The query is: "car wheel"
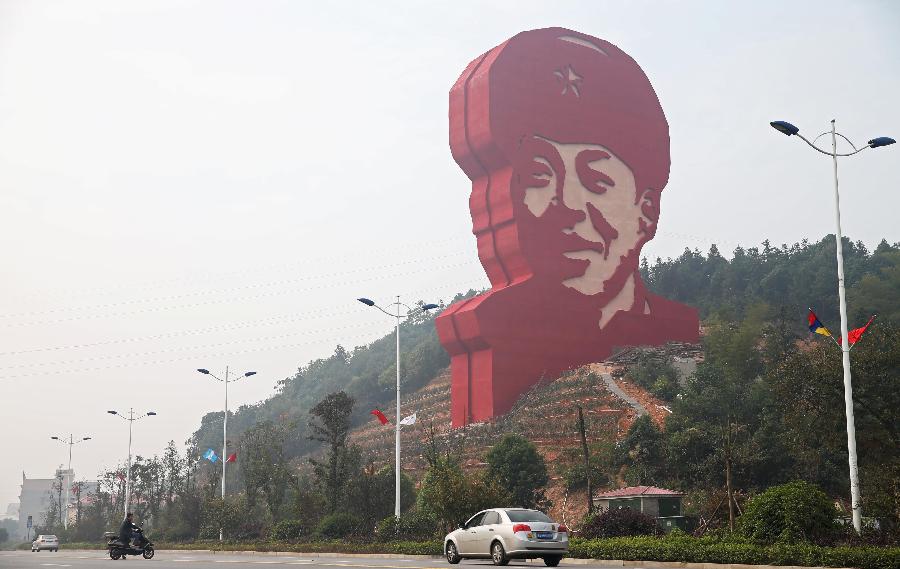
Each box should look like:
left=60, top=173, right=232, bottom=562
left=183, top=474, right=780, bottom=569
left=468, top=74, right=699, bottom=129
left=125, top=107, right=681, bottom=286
left=445, top=541, right=461, bottom=564
left=543, top=555, right=563, bottom=567
left=491, top=541, right=509, bottom=566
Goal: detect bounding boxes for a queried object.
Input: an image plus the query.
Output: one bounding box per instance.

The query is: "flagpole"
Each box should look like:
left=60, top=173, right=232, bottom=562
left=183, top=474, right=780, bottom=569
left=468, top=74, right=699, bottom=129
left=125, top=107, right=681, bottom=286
left=769, top=119, right=894, bottom=533
left=830, top=120, right=862, bottom=533
left=395, top=297, right=402, bottom=519
left=356, top=296, right=440, bottom=521
left=222, top=365, right=228, bottom=543
left=194, top=367, right=256, bottom=541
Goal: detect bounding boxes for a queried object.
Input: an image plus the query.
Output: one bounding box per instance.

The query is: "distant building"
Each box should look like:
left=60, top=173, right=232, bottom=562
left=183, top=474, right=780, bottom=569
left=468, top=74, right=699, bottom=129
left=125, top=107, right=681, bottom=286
left=17, top=472, right=54, bottom=540
left=2, top=502, right=18, bottom=521
left=593, top=485, right=690, bottom=532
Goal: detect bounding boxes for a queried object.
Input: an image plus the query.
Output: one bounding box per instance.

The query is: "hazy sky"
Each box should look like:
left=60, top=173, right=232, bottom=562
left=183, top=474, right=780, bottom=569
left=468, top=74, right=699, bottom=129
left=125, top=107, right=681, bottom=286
left=1, top=0, right=898, bottom=511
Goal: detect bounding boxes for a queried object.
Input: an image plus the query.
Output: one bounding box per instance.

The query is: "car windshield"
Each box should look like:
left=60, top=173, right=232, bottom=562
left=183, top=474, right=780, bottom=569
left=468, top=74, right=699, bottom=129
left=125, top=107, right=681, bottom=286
left=505, top=510, right=552, bottom=523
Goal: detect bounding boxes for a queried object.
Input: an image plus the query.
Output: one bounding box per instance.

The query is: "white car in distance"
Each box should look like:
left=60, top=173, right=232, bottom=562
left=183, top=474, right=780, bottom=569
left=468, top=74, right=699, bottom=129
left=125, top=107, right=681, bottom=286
left=444, top=508, right=568, bottom=566
left=32, top=534, right=60, bottom=552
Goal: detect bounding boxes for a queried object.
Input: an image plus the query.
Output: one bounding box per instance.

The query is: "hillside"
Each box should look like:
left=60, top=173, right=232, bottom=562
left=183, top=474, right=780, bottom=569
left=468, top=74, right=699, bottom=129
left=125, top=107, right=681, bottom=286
left=347, top=343, right=702, bottom=525
left=185, top=234, right=900, bottom=515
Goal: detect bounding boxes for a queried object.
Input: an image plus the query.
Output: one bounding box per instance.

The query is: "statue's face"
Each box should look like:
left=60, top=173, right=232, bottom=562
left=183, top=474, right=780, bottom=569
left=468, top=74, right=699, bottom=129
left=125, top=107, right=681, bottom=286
left=514, top=136, right=659, bottom=296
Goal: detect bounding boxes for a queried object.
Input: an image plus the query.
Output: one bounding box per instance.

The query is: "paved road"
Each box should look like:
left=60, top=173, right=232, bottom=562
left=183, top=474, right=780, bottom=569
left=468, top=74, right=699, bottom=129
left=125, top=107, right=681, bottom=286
left=598, top=372, right=647, bottom=417
left=0, top=551, right=619, bottom=569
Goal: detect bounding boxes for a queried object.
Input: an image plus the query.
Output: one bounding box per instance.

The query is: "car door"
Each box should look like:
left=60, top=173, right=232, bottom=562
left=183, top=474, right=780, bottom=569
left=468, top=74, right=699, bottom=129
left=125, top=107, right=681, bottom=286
left=475, top=510, right=502, bottom=553
left=457, top=511, right=486, bottom=555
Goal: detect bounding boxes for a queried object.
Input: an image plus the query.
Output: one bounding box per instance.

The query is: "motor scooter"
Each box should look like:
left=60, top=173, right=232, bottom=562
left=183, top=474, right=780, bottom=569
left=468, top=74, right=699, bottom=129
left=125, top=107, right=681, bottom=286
left=105, top=525, right=155, bottom=560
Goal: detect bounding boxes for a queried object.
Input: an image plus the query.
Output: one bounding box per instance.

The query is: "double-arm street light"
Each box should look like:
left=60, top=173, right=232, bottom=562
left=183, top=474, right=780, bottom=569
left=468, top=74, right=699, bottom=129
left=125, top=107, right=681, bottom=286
left=50, top=434, right=91, bottom=529
left=107, top=409, right=156, bottom=516
left=769, top=119, right=894, bottom=532
left=357, top=296, right=439, bottom=517
left=196, top=366, right=256, bottom=541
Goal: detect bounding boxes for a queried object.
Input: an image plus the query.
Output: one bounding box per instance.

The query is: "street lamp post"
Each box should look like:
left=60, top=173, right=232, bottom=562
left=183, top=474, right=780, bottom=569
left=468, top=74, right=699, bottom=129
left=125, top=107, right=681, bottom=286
left=107, top=409, right=156, bottom=517
left=196, top=366, right=256, bottom=542
left=769, top=119, right=894, bottom=532
left=50, top=434, right=91, bottom=529
left=357, top=296, right=439, bottom=518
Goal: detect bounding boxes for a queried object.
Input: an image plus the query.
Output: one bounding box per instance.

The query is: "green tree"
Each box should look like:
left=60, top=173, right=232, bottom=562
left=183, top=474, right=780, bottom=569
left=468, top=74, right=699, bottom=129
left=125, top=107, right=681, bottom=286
left=240, top=420, right=292, bottom=520
left=350, top=463, right=415, bottom=523
left=616, top=415, right=665, bottom=485
left=666, top=306, right=771, bottom=530
left=417, top=455, right=471, bottom=532
left=738, top=481, right=837, bottom=544
left=308, top=391, right=359, bottom=513
left=485, top=434, right=549, bottom=509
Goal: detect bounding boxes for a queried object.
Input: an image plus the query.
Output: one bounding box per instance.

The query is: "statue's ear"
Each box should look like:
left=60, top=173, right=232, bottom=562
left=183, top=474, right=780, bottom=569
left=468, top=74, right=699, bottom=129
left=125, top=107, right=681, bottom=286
left=639, top=188, right=661, bottom=223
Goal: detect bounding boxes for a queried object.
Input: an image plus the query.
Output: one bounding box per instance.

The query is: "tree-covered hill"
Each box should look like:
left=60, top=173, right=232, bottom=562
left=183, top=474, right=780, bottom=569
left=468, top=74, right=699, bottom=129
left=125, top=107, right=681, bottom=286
left=189, top=235, right=899, bottom=471
left=644, top=235, right=899, bottom=327
left=188, top=294, right=475, bottom=467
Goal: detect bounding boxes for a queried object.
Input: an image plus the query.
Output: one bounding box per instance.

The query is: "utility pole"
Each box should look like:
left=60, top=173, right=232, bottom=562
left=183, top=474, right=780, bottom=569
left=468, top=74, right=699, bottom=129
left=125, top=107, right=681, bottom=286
left=577, top=406, right=593, bottom=515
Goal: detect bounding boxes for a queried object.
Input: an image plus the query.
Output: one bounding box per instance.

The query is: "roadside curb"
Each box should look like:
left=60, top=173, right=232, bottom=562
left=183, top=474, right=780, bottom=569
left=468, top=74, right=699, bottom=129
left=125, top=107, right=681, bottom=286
left=58, top=549, right=853, bottom=569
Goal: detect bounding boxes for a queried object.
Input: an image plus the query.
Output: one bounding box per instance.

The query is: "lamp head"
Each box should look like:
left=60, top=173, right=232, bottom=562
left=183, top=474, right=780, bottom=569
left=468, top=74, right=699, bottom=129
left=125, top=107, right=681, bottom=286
left=50, top=436, right=59, bottom=440
left=107, top=410, right=118, bottom=415
left=83, top=437, right=92, bottom=441
left=422, top=303, right=440, bottom=311
left=770, top=120, right=800, bottom=136
left=357, top=297, right=375, bottom=307
left=868, top=136, right=896, bottom=149
left=244, top=371, right=257, bottom=377
left=197, top=368, right=210, bottom=374
left=146, top=411, right=157, bottom=416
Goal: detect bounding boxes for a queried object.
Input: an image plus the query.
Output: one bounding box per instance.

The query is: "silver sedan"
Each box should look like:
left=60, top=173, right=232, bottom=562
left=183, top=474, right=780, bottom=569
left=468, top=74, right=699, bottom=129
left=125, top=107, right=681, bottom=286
left=444, top=508, right=568, bottom=566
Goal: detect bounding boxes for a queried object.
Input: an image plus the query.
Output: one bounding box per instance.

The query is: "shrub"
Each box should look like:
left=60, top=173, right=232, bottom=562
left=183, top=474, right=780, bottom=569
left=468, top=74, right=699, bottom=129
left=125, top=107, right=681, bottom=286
left=269, top=519, right=304, bottom=541
left=316, top=512, right=361, bottom=539
left=376, top=512, right=439, bottom=542
left=738, top=480, right=837, bottom=544
left=568, top=535, right=900, bottom=569
left=579, top=508, right=661, bottom=539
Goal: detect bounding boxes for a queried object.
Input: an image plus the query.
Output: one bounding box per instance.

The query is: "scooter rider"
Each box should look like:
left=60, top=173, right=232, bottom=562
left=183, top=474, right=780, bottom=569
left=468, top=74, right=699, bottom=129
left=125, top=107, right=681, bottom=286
left=118, top=512, right=140, bottom=549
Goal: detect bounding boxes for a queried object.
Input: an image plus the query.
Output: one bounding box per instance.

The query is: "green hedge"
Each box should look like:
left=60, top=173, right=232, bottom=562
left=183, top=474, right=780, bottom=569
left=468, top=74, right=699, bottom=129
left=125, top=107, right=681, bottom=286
left=57, top=537, right=899, bottom=569
left=569, top=536, right=900, bottom=569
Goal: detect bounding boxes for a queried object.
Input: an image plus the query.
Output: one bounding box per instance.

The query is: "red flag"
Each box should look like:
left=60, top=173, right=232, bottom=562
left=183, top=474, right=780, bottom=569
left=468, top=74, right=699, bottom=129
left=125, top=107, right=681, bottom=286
left=838, top=315, right=876, bottom=346
left=225, top=453, right=237, bottom=463
left=370, top=409, right=389, bottom=425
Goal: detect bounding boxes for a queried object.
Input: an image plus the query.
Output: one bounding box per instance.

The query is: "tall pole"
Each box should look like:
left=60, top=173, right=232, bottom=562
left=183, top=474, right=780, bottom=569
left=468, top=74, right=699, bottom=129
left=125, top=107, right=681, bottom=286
left=395, top=296, right=402, bottom=518
left=830, top=119, right=862, bottom=532
left=125, top=408, right=133, bottom=515
left=63, top=435, right=73, bottom=530
left=356, top=296, right=439, bottom=518
left=221, top=366, right=229, bottom=542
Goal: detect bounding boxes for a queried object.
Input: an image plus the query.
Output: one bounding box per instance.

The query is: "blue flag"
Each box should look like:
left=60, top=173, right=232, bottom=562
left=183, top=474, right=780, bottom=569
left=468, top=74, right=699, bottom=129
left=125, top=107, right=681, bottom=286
left=203, top=448, right=219, bottom=463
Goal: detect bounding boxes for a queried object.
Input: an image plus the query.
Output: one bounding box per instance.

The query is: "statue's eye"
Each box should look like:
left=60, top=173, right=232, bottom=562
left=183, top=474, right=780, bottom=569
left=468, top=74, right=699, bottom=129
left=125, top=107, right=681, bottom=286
left=576, top=150, right=615, bottom=195
left=522, top=158, right=554, bottom=188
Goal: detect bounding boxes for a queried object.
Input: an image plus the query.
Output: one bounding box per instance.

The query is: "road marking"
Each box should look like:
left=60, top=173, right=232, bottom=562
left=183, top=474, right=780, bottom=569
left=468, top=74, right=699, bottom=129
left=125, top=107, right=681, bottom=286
left=39, top=564, right=72, bottom=567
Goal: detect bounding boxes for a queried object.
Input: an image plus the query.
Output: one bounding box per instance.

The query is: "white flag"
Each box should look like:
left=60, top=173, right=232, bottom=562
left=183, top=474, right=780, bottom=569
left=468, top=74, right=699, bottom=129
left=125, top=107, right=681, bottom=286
left=399, top=412, right=417, bottom=426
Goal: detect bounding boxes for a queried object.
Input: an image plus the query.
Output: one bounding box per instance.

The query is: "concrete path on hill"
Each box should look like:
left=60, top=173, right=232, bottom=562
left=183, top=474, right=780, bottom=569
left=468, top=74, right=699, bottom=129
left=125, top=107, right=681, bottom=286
left=599, top=372, right=647, bottom=417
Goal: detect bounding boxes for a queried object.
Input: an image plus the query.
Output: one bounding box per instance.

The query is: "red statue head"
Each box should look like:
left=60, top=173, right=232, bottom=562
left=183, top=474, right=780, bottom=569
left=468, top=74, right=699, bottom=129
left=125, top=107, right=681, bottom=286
left=438, top=28, right=697, bottom=427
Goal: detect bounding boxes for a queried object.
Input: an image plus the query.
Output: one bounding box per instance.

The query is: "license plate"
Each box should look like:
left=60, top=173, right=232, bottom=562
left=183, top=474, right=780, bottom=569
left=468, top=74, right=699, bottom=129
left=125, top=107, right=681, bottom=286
left=535, top=531, right=553, bottom=539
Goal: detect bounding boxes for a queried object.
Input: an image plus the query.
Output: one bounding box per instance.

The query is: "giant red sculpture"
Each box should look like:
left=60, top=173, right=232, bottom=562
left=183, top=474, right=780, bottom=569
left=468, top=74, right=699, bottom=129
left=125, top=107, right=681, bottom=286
left=435, top=27, right=700, bottom=428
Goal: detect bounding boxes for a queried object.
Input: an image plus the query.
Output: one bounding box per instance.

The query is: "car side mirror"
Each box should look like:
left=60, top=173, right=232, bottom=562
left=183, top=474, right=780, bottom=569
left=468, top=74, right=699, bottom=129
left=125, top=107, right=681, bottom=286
left=458, top=522, right=465, bottom=530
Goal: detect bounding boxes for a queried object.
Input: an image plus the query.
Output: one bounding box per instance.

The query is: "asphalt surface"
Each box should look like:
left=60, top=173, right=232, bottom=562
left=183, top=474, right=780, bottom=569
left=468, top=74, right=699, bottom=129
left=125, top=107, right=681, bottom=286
left=0, top=551, right=618, bottom=569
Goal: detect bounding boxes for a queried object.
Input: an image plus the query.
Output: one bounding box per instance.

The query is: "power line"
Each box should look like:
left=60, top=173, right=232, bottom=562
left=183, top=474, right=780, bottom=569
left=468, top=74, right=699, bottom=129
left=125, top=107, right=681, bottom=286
left=13, top=235, right=476, bottom=302
left=0, top=260, right=484, bottom=327
left=0, top=252, right=476, bottom=320
left=0, top=276, right=487, bottom=358
left=0, top=322, right=384, bottom=370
